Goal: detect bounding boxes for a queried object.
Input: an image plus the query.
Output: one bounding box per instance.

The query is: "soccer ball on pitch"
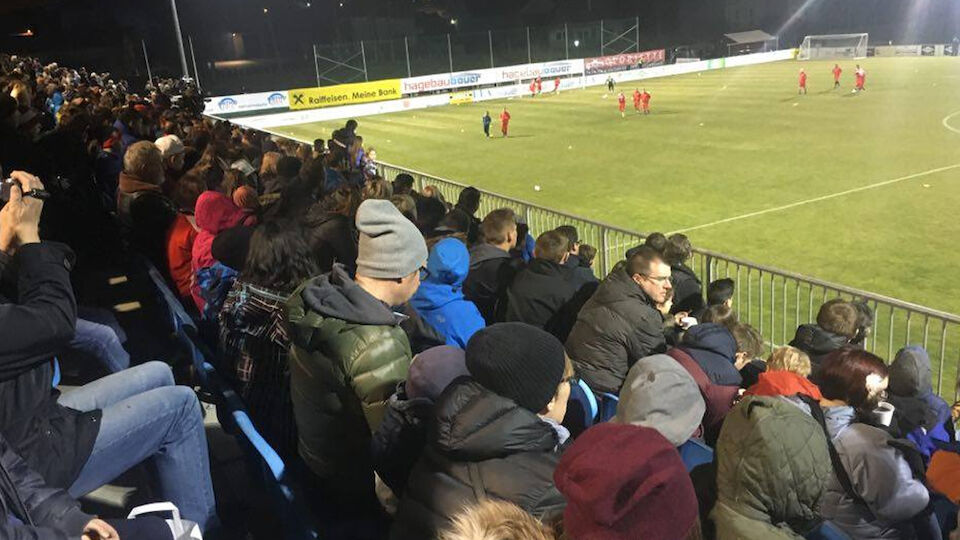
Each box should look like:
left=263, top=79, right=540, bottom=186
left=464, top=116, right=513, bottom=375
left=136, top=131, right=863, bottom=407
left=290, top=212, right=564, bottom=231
left=534, top=185, right=542, bottom=192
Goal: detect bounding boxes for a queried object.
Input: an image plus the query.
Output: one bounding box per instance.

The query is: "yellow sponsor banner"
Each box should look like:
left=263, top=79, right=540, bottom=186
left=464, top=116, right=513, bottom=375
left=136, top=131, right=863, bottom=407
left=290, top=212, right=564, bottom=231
left=288, top=79, right=402, bottom=110
left=449, top=90, right=474, bottom=105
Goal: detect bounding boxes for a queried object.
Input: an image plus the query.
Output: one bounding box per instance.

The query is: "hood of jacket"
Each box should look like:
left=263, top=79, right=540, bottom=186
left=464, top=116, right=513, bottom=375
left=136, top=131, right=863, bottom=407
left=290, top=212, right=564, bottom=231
left=822, top=405, right=857, bottom=440
left=790, top=324, right=849, bottom=360
left=195, top=190, right=248, bottom=235
left=432, top=380, right=558, bottom=461
left=889, top=346, right=933, bottom=398
left=118, top=171, right=161, bottom=195
left=745, top=370, right=823, bottom=401
left=680, top=323, right=742, bottom=386
left=295, top=264, right=403, bottom=327
left=411, top=238, right=471, bottom=313
left=713, top=396, right=831, bottom=539
left=468, top=242, right=511, bottom=269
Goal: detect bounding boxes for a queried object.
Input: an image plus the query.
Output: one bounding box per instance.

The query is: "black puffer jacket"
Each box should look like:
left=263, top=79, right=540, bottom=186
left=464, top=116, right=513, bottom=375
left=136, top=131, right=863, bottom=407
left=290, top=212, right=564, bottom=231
left=565, top=264, right=666, bottom=394
left=391, top=380, right=566, bottom=540
left=670, top=262, right=704, bottom=315
left=462, top=244, right=524, bottom=324
left=789, top=324, right=849, bottom=381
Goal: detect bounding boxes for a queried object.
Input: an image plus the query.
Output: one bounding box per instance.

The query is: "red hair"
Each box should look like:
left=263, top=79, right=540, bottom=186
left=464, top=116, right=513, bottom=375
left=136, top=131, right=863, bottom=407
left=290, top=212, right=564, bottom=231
left=818, top=347, right=888, bottom=409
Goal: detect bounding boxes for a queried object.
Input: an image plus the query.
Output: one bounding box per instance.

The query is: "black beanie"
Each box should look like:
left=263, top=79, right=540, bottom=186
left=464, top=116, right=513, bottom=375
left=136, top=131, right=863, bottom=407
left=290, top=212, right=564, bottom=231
left=465, top=323, right=567, bottom=413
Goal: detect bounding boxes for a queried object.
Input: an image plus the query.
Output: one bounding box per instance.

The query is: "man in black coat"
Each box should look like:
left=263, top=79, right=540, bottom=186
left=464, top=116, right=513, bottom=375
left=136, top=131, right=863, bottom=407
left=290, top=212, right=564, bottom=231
left=463, top=208, right=524, bottom=324
left=504, top=230, right=581, bottom=330
left=789, top=298, right=859, bottom=381
left=663, top=233, right=704, bottom=315
left=566, top=246, right=672, bottom=394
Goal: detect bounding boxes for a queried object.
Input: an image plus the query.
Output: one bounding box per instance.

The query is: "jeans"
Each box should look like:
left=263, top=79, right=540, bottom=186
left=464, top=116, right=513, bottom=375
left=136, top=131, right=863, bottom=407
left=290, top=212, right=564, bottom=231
left=68, top=318, right=131, bottom=373
left=58, top=362, right=218, bottom=532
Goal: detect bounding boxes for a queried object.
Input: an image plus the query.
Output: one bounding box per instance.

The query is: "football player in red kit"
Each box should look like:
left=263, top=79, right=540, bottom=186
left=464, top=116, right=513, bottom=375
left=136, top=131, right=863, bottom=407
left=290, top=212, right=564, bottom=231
left=832, top=64, right=842, bottom=89
left=640, top=89, right=651, bottom=114
left=798, top=69, right=808, bottom=94
left=617, top=92, right=626, bottom=118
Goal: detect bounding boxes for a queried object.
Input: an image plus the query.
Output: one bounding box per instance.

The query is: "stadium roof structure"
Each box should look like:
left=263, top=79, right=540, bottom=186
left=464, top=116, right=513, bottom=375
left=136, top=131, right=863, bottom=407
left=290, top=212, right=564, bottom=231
left=724, top=30, right=776, bottom=44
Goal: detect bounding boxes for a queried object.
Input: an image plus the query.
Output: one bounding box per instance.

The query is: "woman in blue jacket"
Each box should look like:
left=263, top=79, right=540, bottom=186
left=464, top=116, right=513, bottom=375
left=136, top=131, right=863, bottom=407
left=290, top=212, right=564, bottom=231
left=410, top=237, right=485, bottom=348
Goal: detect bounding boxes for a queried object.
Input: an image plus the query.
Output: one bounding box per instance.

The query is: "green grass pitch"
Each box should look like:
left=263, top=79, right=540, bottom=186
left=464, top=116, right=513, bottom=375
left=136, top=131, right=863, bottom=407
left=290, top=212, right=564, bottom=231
left=271, top=56, right=960, bottom=318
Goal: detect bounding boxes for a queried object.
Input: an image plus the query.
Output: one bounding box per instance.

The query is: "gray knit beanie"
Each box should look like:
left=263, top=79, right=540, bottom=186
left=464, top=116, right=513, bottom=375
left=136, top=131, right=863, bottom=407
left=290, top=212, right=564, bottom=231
left=355, top=199, right=428, bottom=279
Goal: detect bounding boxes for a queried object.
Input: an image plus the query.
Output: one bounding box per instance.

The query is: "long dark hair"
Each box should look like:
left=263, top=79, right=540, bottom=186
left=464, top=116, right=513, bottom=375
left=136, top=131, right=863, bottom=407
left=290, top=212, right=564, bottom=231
left=241, top=220, right=319, bottom=293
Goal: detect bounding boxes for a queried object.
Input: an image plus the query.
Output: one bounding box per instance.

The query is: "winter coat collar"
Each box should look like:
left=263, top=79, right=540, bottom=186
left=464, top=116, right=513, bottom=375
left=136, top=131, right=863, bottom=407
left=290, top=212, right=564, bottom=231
left=823, top=405, right=857, bottom=440
left=468, top=243, right=511, bottom=268
left=118, top=171, right=160, bottom=194
left=299, top=264, right=404, bottom=327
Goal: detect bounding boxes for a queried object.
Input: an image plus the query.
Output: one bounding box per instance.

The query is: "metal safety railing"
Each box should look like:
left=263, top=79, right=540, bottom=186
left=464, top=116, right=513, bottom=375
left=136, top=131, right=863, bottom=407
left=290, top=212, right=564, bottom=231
left=378, top=160, right=960, bottom=399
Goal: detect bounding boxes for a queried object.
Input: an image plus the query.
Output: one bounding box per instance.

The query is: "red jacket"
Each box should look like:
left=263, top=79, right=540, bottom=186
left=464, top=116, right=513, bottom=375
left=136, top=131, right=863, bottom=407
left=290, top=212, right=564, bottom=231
left=745, top=370, right=822, bottom=400
left=166, top=213, right=198, bottom=300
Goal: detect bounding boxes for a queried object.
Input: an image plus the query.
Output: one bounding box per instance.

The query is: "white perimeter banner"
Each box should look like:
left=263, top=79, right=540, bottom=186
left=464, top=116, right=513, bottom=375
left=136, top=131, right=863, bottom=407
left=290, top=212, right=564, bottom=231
left=400, top=59, right=585, bottom=95
left=203, top=91, right=289, bottom=115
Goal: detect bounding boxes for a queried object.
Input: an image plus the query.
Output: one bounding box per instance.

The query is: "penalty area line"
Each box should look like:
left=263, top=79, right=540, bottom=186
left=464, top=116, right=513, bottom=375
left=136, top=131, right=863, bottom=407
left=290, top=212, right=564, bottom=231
left=669, top=162, right=960, bottom=235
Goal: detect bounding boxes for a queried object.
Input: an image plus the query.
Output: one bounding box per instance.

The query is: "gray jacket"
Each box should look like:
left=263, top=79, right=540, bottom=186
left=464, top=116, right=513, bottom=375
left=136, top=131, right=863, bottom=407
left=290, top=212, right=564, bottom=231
left=820, top=406, right=929, bottom=540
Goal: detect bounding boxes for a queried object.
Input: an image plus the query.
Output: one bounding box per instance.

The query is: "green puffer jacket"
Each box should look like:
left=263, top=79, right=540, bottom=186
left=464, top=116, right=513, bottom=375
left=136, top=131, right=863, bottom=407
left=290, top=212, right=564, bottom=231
left=712, top=396, right=832, bottom=540
left=285, top=265, right=412, bottom=490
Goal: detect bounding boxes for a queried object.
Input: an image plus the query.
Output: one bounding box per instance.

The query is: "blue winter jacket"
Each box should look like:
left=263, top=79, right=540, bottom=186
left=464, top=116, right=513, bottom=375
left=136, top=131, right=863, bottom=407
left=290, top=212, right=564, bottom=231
left=410, top=238, right=485, bottom=348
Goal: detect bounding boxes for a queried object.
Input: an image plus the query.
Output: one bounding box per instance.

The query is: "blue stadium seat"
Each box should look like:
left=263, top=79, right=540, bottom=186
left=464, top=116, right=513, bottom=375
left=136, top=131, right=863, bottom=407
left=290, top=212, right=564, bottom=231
left=597, top=392, right=619, bottom=422
left=52, top=358, right=61, bottom=388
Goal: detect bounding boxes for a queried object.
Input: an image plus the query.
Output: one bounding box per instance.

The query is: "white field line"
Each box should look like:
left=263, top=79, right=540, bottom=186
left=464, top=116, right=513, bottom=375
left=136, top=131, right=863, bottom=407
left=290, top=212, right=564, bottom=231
left=669, top=162, right=960, bottom=235
left=942, top=110, right=960, bottom=135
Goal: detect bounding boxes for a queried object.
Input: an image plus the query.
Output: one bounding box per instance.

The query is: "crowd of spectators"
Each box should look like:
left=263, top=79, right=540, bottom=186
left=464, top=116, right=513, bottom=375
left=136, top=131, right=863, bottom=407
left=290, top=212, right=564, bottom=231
left=2, top=52, right=960, bottom=540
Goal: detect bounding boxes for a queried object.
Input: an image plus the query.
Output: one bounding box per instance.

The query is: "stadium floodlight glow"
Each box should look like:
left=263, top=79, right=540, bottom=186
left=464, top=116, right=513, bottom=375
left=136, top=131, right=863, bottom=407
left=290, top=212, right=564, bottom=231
left=574, top=39, right=580, bottom=47
left=263, top=7, right=268, bottom=13
left=450, top=18, right=457, bottom=25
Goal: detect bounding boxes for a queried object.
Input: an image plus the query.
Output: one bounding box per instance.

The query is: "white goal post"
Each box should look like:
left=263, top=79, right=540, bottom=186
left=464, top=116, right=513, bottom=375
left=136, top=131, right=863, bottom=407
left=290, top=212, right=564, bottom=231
left=798, top=33, right=869, bottom=60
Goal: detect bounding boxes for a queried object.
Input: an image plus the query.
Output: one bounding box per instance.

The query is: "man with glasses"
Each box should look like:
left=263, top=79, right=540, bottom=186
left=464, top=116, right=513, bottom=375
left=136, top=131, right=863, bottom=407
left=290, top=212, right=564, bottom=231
left=566, top=245, right=671, bottom=395
left=286, top=199, right=427, bottom=503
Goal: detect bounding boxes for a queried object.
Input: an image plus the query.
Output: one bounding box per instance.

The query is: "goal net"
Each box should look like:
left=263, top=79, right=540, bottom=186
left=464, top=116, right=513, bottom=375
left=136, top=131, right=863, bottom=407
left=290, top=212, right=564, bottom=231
left=798, top=34, right=868, bottom=60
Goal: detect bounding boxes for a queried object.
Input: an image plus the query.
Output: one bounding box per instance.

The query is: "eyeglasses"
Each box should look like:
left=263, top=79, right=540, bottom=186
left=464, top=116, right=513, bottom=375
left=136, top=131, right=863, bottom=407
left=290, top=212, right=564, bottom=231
left=419, top=266, right=431, bottom=281
left=642, top=274, right=671, bottom=283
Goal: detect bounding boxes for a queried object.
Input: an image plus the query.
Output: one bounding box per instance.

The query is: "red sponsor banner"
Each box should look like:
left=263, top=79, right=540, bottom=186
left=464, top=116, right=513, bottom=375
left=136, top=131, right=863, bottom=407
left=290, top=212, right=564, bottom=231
left=585, top=49, right=666, bottom=75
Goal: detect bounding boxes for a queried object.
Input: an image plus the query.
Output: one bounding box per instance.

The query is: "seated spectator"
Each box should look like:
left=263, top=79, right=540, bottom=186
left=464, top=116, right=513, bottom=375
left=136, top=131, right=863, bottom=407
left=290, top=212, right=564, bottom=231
left=415, top=195, right=447, bottom=235
left=165, top=172, right=205, bottom=300
left=692, top=277, right=735, bottom=321
left=463, top=208, right=523, bottom=324
left=566, top=246, right=669, bottom=394
left=410, top=237, right=485, bottom=348
left=116, top=140, right=177, bottom=266
left=887, top=346, right=955, bottom=453
left=554, top=423, right=701, bottom=540
left=64, top=317, right=131, bottom=375
left=392, top=323, right=571, bottom=539
left=362, top=176, right=393, bottom=201
left=578, top=244, right=597, bottom=270
left=614, top=354, right=711, bottom=471
left=393, top=173, right=417, bottom=198
left=745, top=346, right=823, bottom=400
left=818, top=347, right=931, bottom=539
left=699, top=302, right=738, bottom=330
left=287, top=199, right=426, bottom=500
left=190, top=190, right=251, bottom=313
left=504, top=230, right=581, bottom=330
left=219, top=220, right=318, bottom=458
left=731, top=322, right=766, bottom=388
left=664, top=233, right=704, bottom=315
left=712, top=395, right=832, bottom=540
left=303, top=185, right=359, bottom=274
left=441, top=499, right=555, bottom=540
left=0, top=171, right=217, bottom=531
left=667, top=323, right=741, bottom=442
left=372, top=345, right=469, bottom=497
left=511, top=219, right=536, bottom=263
left=391, top=194, right=417, bottom=223
left=554, top=225, right=596, bottom=288
left=790, top=299, right=859, bottom=380
left=155, top=134, right=185, bottom=194
left=850, top=299, right=875, bottom=348
left=454, top=187, right=482, bottom=244
left=625, top=231, right=667, bottom=260
left=0, top=431, right=176, bottom=540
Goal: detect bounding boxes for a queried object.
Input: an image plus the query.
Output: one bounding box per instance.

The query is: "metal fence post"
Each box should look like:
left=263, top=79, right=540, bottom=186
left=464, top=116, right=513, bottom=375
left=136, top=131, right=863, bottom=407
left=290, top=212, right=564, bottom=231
left=447, top=33, right=453, bottom=73
left=141, top=40, right=153, bottom=84
left=312, top=44, right=321, bottom=87
left=187, top=36, right=201, bottom=90
left=636, top=16, right=640, bottom=52
left=404, top=36, right=412, bottom=77
left=601, top=229, right=609, bottom=277
left=488, top=30, right=495, bottom=68
left=565, top=24, right=569, bottom=59
left=360, top=40, right=369, bottom=81
left=600, top=19, right=604, bottom=55
left=526, top=27, right=532, bottom=63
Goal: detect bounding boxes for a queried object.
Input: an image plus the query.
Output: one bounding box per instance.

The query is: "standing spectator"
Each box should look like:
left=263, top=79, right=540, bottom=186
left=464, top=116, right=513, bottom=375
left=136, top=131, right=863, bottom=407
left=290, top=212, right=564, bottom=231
left=155, top=134, right=185, bottom=194
left=287, top=199, right=426, bottom=500
left=663, top=233, right=704, bottom=315
left=614, top=354, right=712, bottom=471
left=463, top=208, right=522, bottom=324
left=554, top=423, right=701, bottom=540
left=565, top=246, right=670, bottom=394
left=818, top=348, right=932, bottom=539
left=410, top=238, right=485, bottom=348
left=504, top=230, right=581, bottom=330
left=303, top=185, right=359, bottom=274
left=219, top=221, right=318, bottom=458
left=712, top=395, right=832, bottom=540
left=454, top=187, right=481, bottom=244
left=372, top=345, right=469, bottom=497
left=392, top=323, right=572, bottom=539
left=116, top=141, right=177, bottom=266
left=790, top=299, right=859, bottom=380
left=392, top=173, right=416, bottom=199
left=362, top=177, right=393, bottom=201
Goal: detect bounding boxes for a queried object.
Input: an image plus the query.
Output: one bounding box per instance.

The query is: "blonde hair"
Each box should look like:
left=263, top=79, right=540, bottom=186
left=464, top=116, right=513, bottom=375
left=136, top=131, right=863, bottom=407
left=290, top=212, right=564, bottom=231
left=767, top=346, right=812, bottom=377
left=441, top=499, right=555, bottom=540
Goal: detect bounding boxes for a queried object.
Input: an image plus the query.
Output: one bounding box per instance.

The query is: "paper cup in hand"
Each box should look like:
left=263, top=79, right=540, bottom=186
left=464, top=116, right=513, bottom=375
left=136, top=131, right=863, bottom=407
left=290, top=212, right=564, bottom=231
left=873, top=401, right=895, bottom=426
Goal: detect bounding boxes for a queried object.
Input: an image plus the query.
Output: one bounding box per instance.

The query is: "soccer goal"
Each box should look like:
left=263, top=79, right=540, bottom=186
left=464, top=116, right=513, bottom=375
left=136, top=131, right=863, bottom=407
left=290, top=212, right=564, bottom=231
left=798, top=34, right=869, bottom=60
